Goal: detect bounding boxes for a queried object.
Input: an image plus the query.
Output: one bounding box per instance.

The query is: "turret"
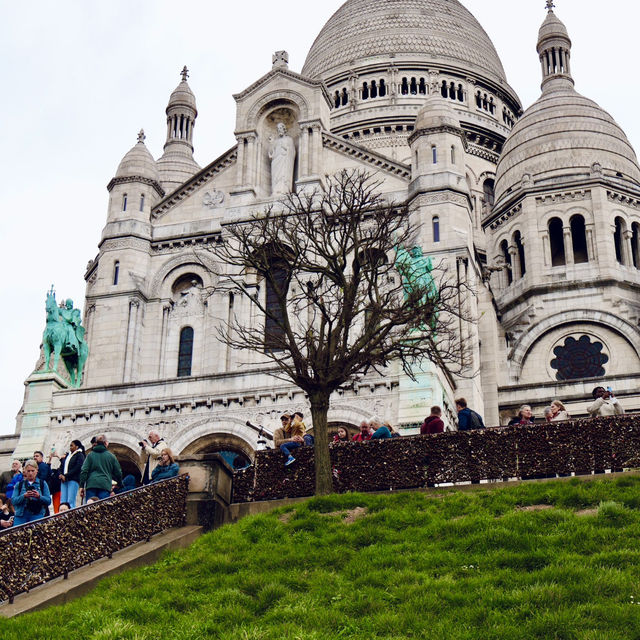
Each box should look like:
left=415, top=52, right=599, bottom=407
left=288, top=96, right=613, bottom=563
left=537, top=0, right=573, bottom=93
left=156, top=66, right=201, bottom=193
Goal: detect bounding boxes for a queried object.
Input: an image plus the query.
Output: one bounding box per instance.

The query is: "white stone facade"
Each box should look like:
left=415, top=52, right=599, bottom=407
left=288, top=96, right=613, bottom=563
left=9, top=1, right=640, bottom=473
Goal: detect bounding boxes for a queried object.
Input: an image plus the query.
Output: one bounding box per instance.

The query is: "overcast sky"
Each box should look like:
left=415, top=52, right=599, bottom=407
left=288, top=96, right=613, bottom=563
left=0, top=0, right=637, bottom=436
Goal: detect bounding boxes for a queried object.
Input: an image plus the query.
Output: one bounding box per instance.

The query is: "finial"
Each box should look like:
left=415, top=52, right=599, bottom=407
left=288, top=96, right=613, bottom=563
left=137, top=129, right=146, bottom=143
left=272, top=51, right=289, bottom=70
left=546, top=0, right=555, bottom=11
left=180, top=65, right=189, bottom=82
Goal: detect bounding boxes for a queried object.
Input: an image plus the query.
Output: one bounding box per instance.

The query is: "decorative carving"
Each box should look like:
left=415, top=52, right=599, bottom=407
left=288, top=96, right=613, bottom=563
left=272, top=50, right=289, bottom=69
left=269, top=122, right=296, bottom=195
left=202, top=190, right=225, bottom=208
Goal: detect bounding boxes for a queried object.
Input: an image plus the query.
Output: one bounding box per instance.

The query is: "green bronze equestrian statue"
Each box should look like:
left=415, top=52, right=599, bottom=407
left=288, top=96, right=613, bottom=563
left=42, top=287, right=89, bottom=387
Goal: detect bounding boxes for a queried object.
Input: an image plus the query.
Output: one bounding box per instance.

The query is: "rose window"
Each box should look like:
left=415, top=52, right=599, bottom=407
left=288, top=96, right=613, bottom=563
left=550, top=335, right=608, bottom=381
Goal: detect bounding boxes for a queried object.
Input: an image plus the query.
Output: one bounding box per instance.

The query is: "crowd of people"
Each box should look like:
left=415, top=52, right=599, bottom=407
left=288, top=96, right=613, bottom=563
left=0, top=429, right=179, bottom=530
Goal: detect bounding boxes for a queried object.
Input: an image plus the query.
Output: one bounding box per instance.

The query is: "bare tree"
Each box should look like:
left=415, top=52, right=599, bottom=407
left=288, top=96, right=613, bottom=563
left=210, top=170, right=471, bottom=495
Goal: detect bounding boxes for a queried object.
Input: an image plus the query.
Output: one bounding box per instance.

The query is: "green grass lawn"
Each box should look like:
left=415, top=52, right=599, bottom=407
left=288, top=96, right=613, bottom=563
left=3, top=476, right=640, bottom=639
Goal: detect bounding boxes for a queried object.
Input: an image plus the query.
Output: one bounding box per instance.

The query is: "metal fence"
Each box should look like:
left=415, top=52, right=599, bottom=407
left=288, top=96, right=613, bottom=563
left=0, top=474, right=189, bottom=604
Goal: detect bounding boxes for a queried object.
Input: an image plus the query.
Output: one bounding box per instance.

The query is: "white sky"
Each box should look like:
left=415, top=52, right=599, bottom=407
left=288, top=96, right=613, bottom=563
left=0, top=0, right=637, bottom=435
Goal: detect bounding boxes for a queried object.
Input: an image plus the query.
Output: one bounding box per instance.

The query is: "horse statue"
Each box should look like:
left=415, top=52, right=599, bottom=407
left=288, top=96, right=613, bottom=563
left=42, top=287, right=89, bottom=388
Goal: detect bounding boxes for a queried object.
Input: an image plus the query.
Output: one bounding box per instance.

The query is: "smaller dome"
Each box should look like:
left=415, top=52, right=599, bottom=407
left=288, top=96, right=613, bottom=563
left=415, top=93, right=461, bottom=131
left=167, top=67, right=197, bottom=113
left=494, top=87, right=640, bottom=205
left=537, top=10, right=570, bottom=45
left=115, top=131, right=160, bottom=183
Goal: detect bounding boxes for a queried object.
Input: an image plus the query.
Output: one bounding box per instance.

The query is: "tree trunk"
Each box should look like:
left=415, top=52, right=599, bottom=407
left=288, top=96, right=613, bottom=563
left=309, top=391, right=333, bottom=495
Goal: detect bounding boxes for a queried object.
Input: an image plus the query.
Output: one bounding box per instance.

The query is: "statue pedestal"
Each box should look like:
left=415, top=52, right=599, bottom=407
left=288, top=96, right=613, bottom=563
left=12, top=371, right=68, bottom=460
left=396, top=363, right=442, bottom=429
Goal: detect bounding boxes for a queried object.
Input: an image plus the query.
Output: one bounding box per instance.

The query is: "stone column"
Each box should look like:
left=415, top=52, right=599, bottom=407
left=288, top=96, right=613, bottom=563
left=541, top=230, right=550, bottom=267
left=563, top=225, right=574, bottom=265
left=585, top=222, right=597, bottom=262
left=236, top=136, right=245, bottom=186
left=299, top=126, right=309, bottom=178
left=623, top=229, right=634, bottom=267
left=311, top=124, right=322, bottom=176
left=508, top=246, right=520, bottom=280
left=123, top=298, right=140, bottom=383
left=245, top=133, right=257, bottom=188
left=158, top=304, right=171, bottom=377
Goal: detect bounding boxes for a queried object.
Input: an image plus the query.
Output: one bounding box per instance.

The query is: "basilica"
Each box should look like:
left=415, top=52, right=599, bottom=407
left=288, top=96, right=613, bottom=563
left=8, top=0, right=640, bottom=474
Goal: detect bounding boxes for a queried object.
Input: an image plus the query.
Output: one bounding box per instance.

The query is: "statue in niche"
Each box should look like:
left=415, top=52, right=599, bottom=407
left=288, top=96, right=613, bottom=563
left=268, top=122, right=296, bottom=196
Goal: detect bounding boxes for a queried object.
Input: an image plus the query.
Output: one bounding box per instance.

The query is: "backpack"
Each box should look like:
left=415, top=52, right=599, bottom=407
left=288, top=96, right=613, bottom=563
left=468, top=410, right=484, bottom=429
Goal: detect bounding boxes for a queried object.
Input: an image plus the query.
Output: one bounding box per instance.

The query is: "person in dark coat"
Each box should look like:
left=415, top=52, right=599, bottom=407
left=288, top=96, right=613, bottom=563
left=507, top=405, right=535, bottom=426
left=421, top=406, right=445, bottom=434
left=58, top=440, right=85, bottom=508
left=455, top=398, right=485, bottom=431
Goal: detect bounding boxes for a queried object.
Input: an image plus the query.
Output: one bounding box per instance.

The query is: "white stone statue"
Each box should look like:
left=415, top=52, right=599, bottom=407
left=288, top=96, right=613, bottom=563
left=268, top=122, right=296, bottom=195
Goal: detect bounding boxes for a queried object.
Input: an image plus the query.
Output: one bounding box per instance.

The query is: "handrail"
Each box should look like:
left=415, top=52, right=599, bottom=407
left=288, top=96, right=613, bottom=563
left=0, top=474, right=189, bottom=604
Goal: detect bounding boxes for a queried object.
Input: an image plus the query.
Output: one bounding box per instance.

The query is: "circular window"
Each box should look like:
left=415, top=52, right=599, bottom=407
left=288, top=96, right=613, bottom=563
left=550, top=335, right=608, bottom=381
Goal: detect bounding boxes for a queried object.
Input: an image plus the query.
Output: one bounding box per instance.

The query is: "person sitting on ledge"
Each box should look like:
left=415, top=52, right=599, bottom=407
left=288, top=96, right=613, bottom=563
left=293, top=412, right=314, bottom=446
left=352, top=420, right=373, bottom=442
left=421, top=406, right=445, bottom=434
left=508, top=405, right=535, bottom=426
left=587, top=386, right=624, bottom=417
left=549, top=400, right=570, bottom=422
left=275, top=410, right=305, bottom=466
left=12, top=459, right=52, bottom=525
left=151, top=449, right=180, bottom=482
left=455, top=398, right=485, bottom=431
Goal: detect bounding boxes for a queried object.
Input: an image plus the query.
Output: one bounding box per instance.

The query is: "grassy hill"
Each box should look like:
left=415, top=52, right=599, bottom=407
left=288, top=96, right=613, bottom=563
left=3, top=476, right=640, bottom=639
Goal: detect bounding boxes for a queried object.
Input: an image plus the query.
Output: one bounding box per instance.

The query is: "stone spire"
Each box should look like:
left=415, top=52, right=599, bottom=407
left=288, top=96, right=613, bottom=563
left=537, top=2, right=574, bottom=92
left=156, top=66, right=201, bottom=193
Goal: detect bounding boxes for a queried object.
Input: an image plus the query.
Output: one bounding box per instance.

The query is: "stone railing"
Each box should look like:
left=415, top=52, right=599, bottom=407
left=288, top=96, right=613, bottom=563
left=0, top=474, right=189, bottom=604
left=232, top=415, right=640, bottom=502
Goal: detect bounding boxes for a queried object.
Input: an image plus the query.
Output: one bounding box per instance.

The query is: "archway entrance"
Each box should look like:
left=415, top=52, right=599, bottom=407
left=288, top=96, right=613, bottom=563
left=109, top=443, right=142, bottom=485
left=180, top=433, right=254, bottom=470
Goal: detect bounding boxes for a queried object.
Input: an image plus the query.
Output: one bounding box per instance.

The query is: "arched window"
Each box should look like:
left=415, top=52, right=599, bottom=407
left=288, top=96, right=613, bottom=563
left=514, top=231, right=526, bottom=277
left=334, top=91, right=341, bottom=108
left=483, top=179, right=495, bottom=212
left=614, top=217, right=626, bottom=264
left=632, top=222, right=640, bottom=269
left=570, top=215, right=589, bottom=263
left=370, top=80, right=378, bottom=98
left=548, top=217, right=566, bottom=266
left=139, top=194, right=145, bottom=212
left=500, top=239, right=513, bottom=285
left=341, top=88, right=349, bottom=106
left=456, top=84, right=464, bottom=101
left=401, top=78, right=409, bottom=95
left=432, top=216, right=440, bottom=243
left=362, top=82, right=369, bottom=100
left=475, top=91, right=482, bottom=108
left=177, top=326, right=194, bottom=377
left=432, top=146, right=437, bottom=164
left=410, top=78, right=417, bottom=95
left=113, top=260, right=120, bottom=286
left=441, top=80, right=448, bottom=98
left=265, top=259, right=290, bottom=352
left=418, top=78, right=426, bottom=95
left=450, top=145, right=456, bottom=165
left=122, top=193, right=128, bottom=211
left=379, top=79, right=386, bottom=97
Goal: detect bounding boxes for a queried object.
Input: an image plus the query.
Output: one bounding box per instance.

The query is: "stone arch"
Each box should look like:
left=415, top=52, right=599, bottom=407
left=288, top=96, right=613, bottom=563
left=247, top=90, right=311, bottom=128
left=149, top=252, right=218, bottom=299
left=511, top=310, right=640, bottom=377
left=180, top=432, right=255, bottom=464
left=172, top=417, right=260, bottom=458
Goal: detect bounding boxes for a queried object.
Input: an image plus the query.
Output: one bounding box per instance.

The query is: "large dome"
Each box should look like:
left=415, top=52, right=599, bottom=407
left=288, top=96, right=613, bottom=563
left=494, top=85, right=640, bottom=206
left=302, top=0, right=507, bottom=83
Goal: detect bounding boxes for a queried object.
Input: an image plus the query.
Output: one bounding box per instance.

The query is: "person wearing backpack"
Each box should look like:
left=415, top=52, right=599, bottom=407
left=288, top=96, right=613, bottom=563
left=12, top=459, right=52, bottom=525
left=455, top=398, right=485, bottom=431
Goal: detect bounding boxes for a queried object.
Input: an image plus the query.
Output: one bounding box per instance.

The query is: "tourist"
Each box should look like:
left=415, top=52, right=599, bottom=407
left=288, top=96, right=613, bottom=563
left=58, top=439, right=85, bottom=509
left=421, top=406, right=445, bottom=434
left=543, top=406, right=553, bottom=422
left=151, top=449, right=180, bottom=482
left=587, top=386, right=624, bottom=417
left=0, top=460, right=22, bottom=495
left=352, top=420, right=373, bottom=442
left=383, top=421, right=401, bottom=438
left=370, top=417, right=393, bottom=439
left=0, top=493, right=14, bottom=529
left=115, top=474, right=137, bottom=494
left=549, top=400, right=570, bottom=422
left=332, top=427, right=350, bottom=443
left=455, top=398, right=485, bottom=430
left=79, top=434, right=122, bottom=501
left=293, top=412, right=314, bottom=446
left=34, top=451, right=50, bottom=489
left=5, top=462, right=23, bottom=500
left=508, top=405, right=535, bottom=426
left=45, top=451, right=62, bottom=514
left=12, top=459, right=52, bottom=525
left=58, top=502, right=71, bottom=513
left=139, top=430, right=169, bottom=484
left=275, top=410, right=306, bottom=466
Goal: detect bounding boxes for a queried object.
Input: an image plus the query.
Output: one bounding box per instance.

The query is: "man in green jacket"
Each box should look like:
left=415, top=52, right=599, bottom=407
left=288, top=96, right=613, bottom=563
left=79, top=434, right=122, bottom=501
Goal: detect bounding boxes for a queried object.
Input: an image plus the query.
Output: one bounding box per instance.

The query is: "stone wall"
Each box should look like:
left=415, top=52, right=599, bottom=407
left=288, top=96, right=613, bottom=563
left=232, top=415, right=640, bottom=502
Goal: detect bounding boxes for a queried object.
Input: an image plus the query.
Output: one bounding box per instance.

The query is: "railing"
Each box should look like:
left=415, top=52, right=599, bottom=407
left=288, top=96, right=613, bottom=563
left=0, top=474, right=189, bottom=604
left=233, top=415, right=640, bottom=502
